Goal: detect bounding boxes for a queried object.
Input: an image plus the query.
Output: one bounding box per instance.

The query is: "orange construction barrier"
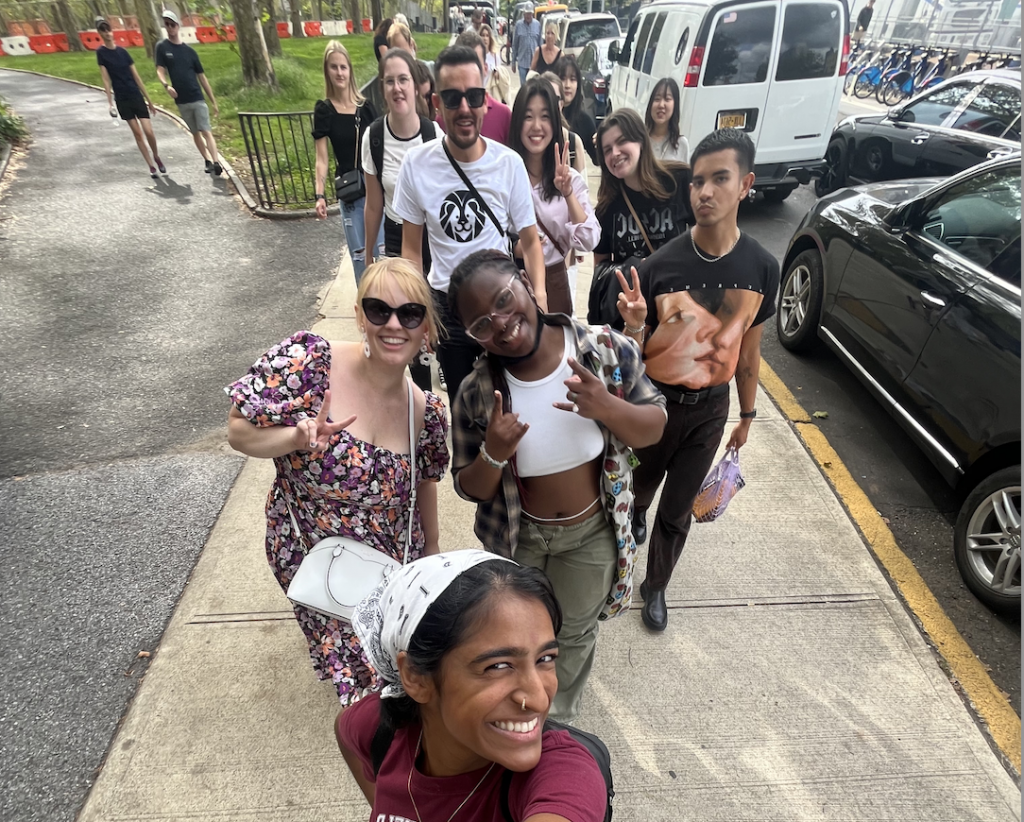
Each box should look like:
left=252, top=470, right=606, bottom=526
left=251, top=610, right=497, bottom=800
left=222, top=24, right=236, bottom=41
left=79, top=31, right=104, bottom=50
left=346, top=19, right=354, bottom=33
left=28, top=34, right=57, bottom=53
left=196, top=26, right=220, bottom=43
left=361, top=18, right=371, bottom=32
left=9, top=21, right=28, bottom=35
left=304, top=21, right=322, bottom=36
left=53, top=33, right=70, bottom=51
left=129, top=30, right=143, bottom=46
left=113, top=30, right=131, bottom=47
left=276, top=21, right=291, bottom=38
left=0, top=43, right=6, bottom=56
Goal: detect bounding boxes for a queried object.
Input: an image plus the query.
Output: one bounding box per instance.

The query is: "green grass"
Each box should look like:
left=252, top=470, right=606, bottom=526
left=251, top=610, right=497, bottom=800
left=0, top=34, right=450, bottom=165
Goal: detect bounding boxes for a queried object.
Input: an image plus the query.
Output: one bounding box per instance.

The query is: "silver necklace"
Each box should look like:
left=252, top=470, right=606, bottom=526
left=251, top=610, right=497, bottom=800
left=691, top=229, right=740, bottom=263
left=407, top=731, right=497, bottom=822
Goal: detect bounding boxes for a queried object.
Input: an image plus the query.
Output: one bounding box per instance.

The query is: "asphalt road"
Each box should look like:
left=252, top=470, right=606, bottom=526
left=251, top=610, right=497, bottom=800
left=733, top=99, right=1020, bottom=718
left=0, top=71, right=343, bottom=822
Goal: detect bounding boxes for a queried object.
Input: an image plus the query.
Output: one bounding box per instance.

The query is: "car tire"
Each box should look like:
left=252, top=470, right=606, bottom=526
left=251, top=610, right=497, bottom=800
left=762, top=185, right=797, bottom=203
left=954, top=466, right=1021, bottom=614
left=815, top=137, right=847, bottom=197
left=776, top=249, right=824, bottom=352
left=862, top=141, right=890, bottom=179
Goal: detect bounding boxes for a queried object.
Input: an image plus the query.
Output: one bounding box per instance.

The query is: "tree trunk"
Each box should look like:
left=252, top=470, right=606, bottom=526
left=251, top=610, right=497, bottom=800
left=51, top=1, right=84, bottom=51
left=348, top=0, right=361, bottom=32
left=227, top=0, right=277, bottom=86
left=289, top=0, right=303, bottom=37
left=312, top=0, right=321, bottom=22
left=370, top=0, right=382, bottom=27
left=133, top=0, right=162, bottom=58
left=262, top=0, right=282, bottom=56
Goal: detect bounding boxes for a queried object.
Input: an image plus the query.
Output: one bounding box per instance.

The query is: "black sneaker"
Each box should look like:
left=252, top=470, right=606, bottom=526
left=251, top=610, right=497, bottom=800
left=437, top=366, right=447, bottom=392
left=205, top=159, right=214, bottom=173
left=213, top=162, right=223, bottom=176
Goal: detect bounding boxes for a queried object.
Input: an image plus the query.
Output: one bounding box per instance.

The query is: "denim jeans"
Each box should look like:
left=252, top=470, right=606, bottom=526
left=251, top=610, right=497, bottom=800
left=340, top=195, right=384, bottom=285
left=518, top=65, right=530, bottom=86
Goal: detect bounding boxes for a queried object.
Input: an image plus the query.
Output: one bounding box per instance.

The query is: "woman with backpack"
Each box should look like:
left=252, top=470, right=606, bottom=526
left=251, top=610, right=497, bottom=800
left=508, top=78, right=599, bottom=315
left=338, top=550, right=610, bottom=819
left=363, top=48, right=439, bottom=391
left=447, top=250, right=666, bottom=722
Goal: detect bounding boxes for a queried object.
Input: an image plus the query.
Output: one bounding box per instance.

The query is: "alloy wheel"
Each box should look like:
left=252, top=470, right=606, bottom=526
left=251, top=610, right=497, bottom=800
left=779, top=263, right=811, bottom=336
left=963, top=485, right=1022, bottom=599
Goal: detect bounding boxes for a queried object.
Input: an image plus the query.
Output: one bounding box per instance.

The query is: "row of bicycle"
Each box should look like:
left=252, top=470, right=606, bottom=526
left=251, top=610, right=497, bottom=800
left=844, top=41, right=1021, bottom=106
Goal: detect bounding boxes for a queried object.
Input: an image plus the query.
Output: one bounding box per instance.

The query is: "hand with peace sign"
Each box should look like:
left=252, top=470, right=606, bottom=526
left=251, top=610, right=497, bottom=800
left=553, top=138, right=574, bottom=199
left=294, top=389, right=357, bottom=453
left=554, top=357, right=613, bottom=420
left=483, top=390, right=529, bottom=464
left=616, top=266, right=647, bottom=333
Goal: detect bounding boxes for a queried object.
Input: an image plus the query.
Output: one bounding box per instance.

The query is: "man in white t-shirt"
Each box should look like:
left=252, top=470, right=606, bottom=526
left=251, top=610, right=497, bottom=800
left=394, top=44, right=545, bottom=398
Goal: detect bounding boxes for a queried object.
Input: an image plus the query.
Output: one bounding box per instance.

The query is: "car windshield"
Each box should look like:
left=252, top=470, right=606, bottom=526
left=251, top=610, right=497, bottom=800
left=566, top=18, right=619, bottom=47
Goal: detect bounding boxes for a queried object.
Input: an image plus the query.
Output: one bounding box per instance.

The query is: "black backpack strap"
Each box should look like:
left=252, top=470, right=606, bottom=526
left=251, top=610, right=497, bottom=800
left=420, top=115, right=437, bottom=141
left=499, top=769, right=515, bottom=822
left=568, top=131, right=577, bottom=168
left=441, top=137, right=506, bottom=239
left=369, top=117, right=385, bottom=186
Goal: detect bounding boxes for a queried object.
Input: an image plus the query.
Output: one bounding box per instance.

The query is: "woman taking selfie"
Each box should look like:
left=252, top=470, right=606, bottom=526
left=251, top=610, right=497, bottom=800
left=225, top=258, right=449, bottom=706
left=509, top=78, right=599, bottom=315
left=645, top=78, right=689, bottom=164
left=312, top=41, right=380, bottom=284
left=338, top=550, right=608, bottom=819
left=448, top=250, right=667, bottom=721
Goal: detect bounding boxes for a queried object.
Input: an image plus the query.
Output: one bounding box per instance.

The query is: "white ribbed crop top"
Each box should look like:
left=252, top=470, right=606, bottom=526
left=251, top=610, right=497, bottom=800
left=504, top=326, right=606, bottom=478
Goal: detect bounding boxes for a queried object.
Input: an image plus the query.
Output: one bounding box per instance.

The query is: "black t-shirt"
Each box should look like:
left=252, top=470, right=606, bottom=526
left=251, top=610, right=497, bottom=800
left=97, top=45, right=141, bottom=101
left=564, top=100, right=596, bottom=164
left=154, top=40, right=205, bottom=104
left=857, top=6, right=874, bottom=28
left=639, top=230, right=780, bottom=390
left=311, top=100, right=378, bottom=176
left=595, top=166, right=692, bottom=263
left=373, top=32, right=389, bottom=61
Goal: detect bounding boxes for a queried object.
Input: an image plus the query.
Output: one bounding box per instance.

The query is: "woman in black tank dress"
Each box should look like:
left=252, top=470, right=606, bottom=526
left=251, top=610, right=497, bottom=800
left=530, top=21, right=563, bottom=74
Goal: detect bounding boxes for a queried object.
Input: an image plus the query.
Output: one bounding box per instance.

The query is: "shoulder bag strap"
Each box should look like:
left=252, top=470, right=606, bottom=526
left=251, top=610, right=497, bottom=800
left=352, top=106, right=361, bottom=170
left=621, top=186, right=655, bottom=256
left=403, top=377, right=418, bottom=566
left=442, top=138, right=506, bottom=238
left=534, top=214, right=567, bottom=258
left=370, top=117, right=385, bottom=185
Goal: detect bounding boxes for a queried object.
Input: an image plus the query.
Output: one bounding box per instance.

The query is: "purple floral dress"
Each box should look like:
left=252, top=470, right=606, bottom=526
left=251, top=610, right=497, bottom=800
left=226, top=331, right=450, bottom=705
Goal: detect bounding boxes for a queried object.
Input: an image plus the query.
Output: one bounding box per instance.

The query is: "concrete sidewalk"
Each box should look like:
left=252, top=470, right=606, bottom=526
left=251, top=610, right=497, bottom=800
left=77, top=242, right=1019, bottom=820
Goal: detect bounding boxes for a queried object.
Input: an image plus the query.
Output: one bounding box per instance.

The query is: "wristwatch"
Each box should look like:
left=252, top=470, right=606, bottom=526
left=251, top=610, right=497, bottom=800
left=739, top=409, right=757, bottom=419
left=314, top=193, right=326, bottom=201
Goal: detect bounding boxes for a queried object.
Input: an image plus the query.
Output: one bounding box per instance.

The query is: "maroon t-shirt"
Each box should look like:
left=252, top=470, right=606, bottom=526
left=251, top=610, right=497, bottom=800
left=339, top=691, right=607, bottom=821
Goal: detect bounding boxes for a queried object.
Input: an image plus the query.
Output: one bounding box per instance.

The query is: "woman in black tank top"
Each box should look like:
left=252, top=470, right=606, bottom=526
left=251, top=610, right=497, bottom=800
left=530, top=21, right=563, bottom=74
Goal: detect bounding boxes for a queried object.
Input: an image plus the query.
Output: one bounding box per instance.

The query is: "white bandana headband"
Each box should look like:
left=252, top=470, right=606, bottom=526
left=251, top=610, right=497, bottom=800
left=353, top=550, right=514, bottom=699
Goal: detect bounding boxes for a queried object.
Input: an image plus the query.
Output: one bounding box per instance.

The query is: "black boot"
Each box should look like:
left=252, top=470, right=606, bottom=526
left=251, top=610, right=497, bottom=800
left=632, top=507, right=648, bottom=544
left=641, top=586, right=668, bottom=631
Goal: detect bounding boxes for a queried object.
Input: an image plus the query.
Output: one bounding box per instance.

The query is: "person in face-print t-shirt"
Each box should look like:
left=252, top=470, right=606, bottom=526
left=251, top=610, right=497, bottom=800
left=616, top=128, right=780, bottom=634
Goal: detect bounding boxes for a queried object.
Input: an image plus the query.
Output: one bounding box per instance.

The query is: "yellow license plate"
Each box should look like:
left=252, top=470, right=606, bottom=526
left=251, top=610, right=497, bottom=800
left=717, top=112, right=747, bottom=129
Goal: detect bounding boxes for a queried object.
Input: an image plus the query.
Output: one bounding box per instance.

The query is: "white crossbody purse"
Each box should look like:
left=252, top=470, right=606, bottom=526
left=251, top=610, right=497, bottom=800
left=284, top=379, right=418, bottom=623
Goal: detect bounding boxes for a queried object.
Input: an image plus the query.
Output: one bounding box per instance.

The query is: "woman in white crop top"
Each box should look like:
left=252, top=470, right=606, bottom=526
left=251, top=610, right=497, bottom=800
left=448, top=250, right=667, bottom=722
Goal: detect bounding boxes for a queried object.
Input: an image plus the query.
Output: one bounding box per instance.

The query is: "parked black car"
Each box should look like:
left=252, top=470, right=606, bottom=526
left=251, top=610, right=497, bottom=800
left=777, top=156, right=1022, bottom=613
left=577, top=36, right=617, bottom=122
left=816, top=69, right=1021, bottom=196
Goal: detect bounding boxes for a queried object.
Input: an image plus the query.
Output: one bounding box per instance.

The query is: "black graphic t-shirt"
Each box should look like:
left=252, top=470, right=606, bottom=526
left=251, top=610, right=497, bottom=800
left=639, top=230, right=780, bottom=389
left=595, top=166, right=693, bottom=264
left=154, top=40, right=205, bottom=105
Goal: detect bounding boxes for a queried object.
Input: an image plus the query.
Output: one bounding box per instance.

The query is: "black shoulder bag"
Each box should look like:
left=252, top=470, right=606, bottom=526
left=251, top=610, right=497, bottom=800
left=335, top=106, right=366, bottom=204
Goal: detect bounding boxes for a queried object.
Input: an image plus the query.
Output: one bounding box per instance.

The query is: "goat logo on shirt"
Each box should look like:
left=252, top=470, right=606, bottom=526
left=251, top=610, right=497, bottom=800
left=439, top=190, right=487, bottom=242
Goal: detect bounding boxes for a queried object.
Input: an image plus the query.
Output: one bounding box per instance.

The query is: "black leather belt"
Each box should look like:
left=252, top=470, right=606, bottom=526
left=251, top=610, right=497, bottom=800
left=654, top=380, right=729, bottom=405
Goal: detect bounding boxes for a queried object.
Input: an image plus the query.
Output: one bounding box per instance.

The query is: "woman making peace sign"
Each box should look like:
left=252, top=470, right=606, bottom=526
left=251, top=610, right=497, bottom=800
left=448, top=250, right=666, bottom=722
left=509, top=78, right=600, bottom=315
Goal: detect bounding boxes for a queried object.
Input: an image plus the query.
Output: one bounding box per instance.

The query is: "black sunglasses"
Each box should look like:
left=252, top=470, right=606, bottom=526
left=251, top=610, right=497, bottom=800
left=439, top=87, right=487, bottom=110
left=361, top=297, right=427, bottom=329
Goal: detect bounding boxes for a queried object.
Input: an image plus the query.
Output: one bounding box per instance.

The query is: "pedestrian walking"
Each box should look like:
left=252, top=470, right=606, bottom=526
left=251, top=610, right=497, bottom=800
left=95, top=18, right=165, bottom=178
left=154, top=10, right=221, bottom=176
left=480, top=23, right=510, bottom=104
left=853, top=0, right=875, bottom=44
left=362, top=48, right=439, bottom=391
left=225, top=258, right=450, bottom=706
left=372, top=17, right=393, bottom=61
left=508, top=78, right=600, bottom=315
left=530, top=21, right=563, bottom=76
left=312, top=40, right=381, bottom=284
left=448, top=250, right=667, bottom=720
left=592, top=109, right=692, bottom=298
left=646, top=78, right=690, bottom=165
left=616, top=129, right=780, bottom=632
left=512, top=9, right=542, bottom=86
left=337, top=550, right=608, bottom=819
left=392, top=45, right=545, bottom=399
left=558, top=56, right=597, bottom=164
left=386, top=21, right=417, bottom=56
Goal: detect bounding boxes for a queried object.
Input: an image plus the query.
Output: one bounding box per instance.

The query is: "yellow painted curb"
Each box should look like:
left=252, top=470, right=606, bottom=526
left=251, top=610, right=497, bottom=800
left=760, top=360, right=1021, bottom=775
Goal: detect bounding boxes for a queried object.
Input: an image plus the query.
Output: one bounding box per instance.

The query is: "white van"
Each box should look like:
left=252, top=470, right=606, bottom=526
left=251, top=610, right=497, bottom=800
left=608, top=0, right=849, bottom=200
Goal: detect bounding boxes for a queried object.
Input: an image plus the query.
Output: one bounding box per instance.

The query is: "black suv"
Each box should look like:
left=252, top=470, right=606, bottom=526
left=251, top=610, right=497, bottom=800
left=816, top=69, right=1020, bottom=196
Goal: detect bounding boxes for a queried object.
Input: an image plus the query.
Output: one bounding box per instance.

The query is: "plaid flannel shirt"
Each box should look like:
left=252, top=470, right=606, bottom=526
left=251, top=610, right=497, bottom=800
left=451, top=316, right=667, bottom=619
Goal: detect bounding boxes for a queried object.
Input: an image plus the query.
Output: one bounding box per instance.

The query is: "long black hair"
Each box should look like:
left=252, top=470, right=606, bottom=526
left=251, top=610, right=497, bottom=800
left=371, top=559, right=562, bottom=772
left=508, top=77, right=566, bottom=202
left=645, top=77, right=683, bottom=152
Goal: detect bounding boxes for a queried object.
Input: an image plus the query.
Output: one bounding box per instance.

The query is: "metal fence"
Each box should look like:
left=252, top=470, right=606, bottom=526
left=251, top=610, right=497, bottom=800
left=238, top=111, right=320, bottom=210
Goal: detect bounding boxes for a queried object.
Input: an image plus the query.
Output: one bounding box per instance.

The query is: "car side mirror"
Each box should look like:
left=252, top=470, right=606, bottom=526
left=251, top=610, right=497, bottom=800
left=884, top=200, right=918, bottom=233
left=608, top=39, right=620, bottom=62
left=890, top=106, right=912, bottom=123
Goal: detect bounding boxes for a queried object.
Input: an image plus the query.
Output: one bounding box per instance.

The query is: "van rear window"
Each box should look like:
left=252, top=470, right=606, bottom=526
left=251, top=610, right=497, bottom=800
left=776, top=3, right=842, bottom=81
left=703, top=6, right=776, bottom=86
left=566, top=18, right=620, bottom=48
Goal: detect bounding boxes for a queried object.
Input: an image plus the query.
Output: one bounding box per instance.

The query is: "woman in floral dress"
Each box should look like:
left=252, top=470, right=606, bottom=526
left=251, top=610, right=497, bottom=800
left=226, top=258, right=449, bottom=705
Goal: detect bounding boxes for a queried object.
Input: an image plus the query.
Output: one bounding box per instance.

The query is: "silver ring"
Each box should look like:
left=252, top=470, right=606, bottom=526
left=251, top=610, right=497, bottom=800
left=571, top=403, right=579, bottom=413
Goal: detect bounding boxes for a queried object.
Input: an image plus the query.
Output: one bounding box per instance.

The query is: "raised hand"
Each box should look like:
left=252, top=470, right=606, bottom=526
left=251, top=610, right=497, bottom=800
left=553, top=139, right=573, bottom=198
left=484, top=390, right=529, bottom=462
left=294, top=389, right=356, bottom=452
left=554, top=357, right=610, bottom=420
left=615, top=266, right=647, bottom=331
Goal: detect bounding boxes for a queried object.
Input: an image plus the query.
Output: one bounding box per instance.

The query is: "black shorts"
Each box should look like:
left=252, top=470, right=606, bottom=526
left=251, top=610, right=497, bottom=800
left=115, top=96, right=150, bottom=121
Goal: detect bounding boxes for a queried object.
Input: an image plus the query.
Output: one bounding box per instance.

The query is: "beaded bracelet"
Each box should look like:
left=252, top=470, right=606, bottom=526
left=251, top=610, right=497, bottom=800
left=479, top=443, right=509, bottom=470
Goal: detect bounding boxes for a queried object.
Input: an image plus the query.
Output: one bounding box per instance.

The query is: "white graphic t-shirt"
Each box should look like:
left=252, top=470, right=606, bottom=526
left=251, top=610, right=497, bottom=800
left=392, top=137, right=536, bottom=292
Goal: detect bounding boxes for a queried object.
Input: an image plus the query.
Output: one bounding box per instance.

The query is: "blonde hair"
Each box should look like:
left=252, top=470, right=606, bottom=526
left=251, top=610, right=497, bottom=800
left=544, top=19, right=559, bottom=36
left=393, top=12, right=409, bottom=26
left=322, top=40, right=365, bottom=105
left=357, top=258, right=442, bottom=347
left=479, top=23, right=498, bottom=54
left=387, top=22, right=414, bottom=48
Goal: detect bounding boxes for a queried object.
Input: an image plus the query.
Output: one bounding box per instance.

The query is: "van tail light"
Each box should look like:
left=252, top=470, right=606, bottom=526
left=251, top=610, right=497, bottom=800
left=839, top=34, right=850, bottom=75
left=684, top=46, right=705, bottom=88
left=593, top=76, right=607, bottom=95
